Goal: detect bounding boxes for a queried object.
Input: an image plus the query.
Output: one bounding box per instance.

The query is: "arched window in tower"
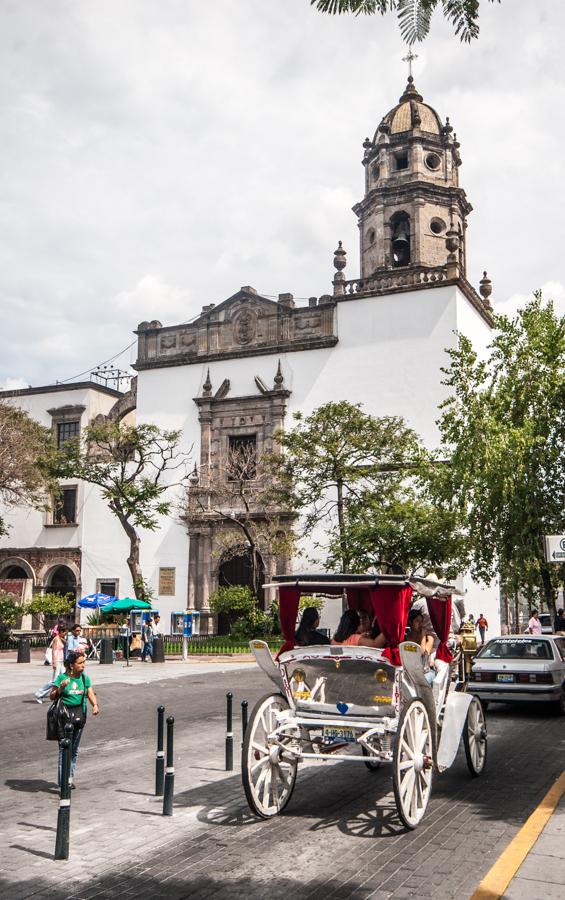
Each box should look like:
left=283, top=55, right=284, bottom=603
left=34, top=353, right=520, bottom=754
left=390, top=212, right=411, bottom=267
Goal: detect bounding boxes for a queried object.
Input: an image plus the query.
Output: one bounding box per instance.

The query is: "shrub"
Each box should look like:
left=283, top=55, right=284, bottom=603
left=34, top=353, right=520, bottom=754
left=208, top=585, right=255, bottom=618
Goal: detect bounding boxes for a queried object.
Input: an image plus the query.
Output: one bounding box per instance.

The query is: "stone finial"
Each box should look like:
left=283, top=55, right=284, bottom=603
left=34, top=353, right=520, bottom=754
left=189, top=464, right=199, bottom=487
left=277, top=293, right=295, bottom=308
left=333, top=241, right=346, bottom=272
left=202, top=368, right=213, bottom=397
left=445, top=221, right=460, bottom=278
left=274, top=360, right=284, bottom=391
left=333, top=241, right=347, bottom=297
left=399, top=75, right=423, bottom=104
left=201, top=304, right=215, bottom=314
left=479, top=271, right=493, bottom=307
left=442, top=116, right=453, bottom=135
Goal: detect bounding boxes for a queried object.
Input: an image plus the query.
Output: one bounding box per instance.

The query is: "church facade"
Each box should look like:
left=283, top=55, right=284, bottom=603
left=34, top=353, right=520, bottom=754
left=132, top=76, right=498, bottom=630
left=0, top=77, right=500, bottom=632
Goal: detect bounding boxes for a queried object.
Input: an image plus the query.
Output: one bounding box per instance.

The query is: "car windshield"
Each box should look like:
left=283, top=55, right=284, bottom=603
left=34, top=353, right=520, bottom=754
left=478, top=639, right=553, bottom=660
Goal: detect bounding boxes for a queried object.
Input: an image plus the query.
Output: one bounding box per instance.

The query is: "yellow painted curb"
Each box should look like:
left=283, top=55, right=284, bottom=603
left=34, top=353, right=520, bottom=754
left=470, top=769, right=565, bottom=900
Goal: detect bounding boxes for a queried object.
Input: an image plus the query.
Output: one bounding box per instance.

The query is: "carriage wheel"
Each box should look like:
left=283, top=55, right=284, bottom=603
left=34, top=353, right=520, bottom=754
left=242, top=693, right=298, bottom=819
left=392, top=698, right=434, bottom=829
left=362, top=745, right=382, bottom=772
left=463, top=696, right=487, bottom=776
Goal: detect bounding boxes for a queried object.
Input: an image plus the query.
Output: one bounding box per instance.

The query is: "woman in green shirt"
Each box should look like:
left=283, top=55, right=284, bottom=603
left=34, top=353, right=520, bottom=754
left=50, top=650, right=99, bottom=788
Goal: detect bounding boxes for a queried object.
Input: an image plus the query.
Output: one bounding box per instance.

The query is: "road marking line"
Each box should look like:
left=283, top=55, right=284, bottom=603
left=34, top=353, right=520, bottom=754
left=470, top=769, right=565, bottom=900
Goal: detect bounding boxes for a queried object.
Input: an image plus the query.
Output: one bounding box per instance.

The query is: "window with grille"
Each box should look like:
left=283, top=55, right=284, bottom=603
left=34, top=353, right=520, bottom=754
left=57, top=420, right=80, bottom=448
left=227, top=434, right=257, bottom=481
left=98, top=580, right=118, bottom=598
left=53, top=487, right=77, bottom=525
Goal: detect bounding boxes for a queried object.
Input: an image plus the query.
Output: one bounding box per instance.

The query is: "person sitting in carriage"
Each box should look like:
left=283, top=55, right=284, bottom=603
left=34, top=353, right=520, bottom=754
left=331, top=609, right=386, bottom=649
left=295, top=607, right=330, bottom=646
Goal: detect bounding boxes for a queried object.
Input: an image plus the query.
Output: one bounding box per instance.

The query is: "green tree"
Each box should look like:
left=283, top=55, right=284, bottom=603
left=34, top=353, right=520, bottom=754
left=0, top=401, right=58, bottom=536
left=342, top=487, right=468, bottom=577
left=25, top=593, right=75, bottom=631
left=0, top=590, right=22, bottom=633
left=435, top=292, right=565, bottom=617
left=55, top=420, right=191, bottom=598
left=273, top=401, right=464, bottom=575
left=311, top=1, right=501, bottom=44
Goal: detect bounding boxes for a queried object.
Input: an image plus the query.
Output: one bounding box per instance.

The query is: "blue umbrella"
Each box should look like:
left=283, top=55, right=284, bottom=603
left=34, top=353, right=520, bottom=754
left=77, top=592, right=116, bottom=609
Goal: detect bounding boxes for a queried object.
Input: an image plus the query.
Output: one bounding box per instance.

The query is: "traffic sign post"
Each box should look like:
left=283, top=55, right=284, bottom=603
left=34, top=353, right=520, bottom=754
left=543, top=535, right=565, bottom=563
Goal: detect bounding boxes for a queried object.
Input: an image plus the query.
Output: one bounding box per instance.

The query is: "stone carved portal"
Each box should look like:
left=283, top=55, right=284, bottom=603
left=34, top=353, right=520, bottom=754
left=185, top=366, right=293, bottom=628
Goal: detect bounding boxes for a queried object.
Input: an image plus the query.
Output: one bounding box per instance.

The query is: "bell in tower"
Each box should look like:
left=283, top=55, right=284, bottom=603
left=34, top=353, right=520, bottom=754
left=352, top=74, right=472, bottom=283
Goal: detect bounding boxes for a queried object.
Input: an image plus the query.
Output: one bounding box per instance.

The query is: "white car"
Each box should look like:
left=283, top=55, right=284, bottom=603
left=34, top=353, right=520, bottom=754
left=468, top=635, right=565, bottom=714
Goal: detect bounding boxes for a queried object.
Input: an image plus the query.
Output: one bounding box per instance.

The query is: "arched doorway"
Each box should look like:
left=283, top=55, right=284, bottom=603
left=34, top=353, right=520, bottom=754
left=46, top=565, right=77, bottom=629
left=1, top=565, right=28, bottom=579
left=217, top=549, right=265, bottom=635
left=0, top=563, right=34, bottom=628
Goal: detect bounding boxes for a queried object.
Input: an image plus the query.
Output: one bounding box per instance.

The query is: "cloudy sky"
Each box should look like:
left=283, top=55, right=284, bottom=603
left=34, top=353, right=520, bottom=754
left=1, top=0, right=564, bottom=390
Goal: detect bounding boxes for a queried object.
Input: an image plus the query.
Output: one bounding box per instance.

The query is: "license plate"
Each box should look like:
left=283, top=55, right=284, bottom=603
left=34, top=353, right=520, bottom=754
left=323, top=726, right=356, bottom=744
left=497, top=673, right=514, bottom=683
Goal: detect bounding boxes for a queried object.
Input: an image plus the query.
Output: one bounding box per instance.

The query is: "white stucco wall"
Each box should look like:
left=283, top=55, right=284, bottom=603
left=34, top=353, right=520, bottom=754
left=135, top=282, right=501, bottom=632
left=0, top=385, right=133, bottom=611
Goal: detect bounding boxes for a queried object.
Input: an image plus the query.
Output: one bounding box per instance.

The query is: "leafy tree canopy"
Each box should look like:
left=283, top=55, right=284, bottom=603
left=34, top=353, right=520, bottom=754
left=55, top=419, right=191, bottom=597
left=435, top=291, right=565, bottom=614
left=311, top=1, right=500, bottom=45
left=274, top=401, right=466, bottom=575
left=0, top=401, right=58, bottom=536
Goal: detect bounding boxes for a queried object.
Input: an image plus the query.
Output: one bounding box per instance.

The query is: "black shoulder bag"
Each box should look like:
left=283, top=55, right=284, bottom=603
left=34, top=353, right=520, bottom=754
left=46, top=674, right=87, bottom=741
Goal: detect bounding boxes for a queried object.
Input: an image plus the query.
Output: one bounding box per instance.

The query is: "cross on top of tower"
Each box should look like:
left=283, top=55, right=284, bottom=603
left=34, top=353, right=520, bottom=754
left=402, top=50, right=418, bottom=79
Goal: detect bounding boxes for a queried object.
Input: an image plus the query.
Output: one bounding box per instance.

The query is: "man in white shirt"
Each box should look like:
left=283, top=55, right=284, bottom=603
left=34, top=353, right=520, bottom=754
left=152, top=614, right=162, bottom=637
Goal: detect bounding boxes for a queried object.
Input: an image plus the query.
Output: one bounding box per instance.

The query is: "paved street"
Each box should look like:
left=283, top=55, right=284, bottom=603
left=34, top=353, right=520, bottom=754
left=0, top=661, right=563, bottom=900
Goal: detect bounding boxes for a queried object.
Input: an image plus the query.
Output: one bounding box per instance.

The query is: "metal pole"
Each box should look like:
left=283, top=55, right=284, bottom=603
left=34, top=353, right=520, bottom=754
left=162, top=715, right=175, bottom=816
left=225, top=691, right=233, bottom=771
left=241, top=699, right=248, bottom=747
left=155, top=705, right=165, bottom=796
left=54, top=725, right=73, bottom=860
left=182, top=634, right=188, bottom=661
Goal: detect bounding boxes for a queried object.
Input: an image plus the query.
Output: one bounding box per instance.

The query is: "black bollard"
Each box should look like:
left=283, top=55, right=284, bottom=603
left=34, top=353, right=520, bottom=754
left=155, top=705, right=165, bottom=797
left=225, top=692, right=233, bottom=771
left=162, top=716, right=175, bottom=816
left=241, top=699, right=248, bottom=747
left=17, top=638, right=30, bottom=664
left=54, top=725, right=73, bottom=860
left=152, top=637, right=165, bottom=663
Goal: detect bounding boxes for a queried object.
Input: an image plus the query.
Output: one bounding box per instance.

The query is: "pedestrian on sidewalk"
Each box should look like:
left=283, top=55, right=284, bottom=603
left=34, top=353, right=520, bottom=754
left=152, top=614, right=162, bottom=637
left=527, top=610, right=542, bottom=635
left=475, top=614, right=488, bottom=645
left=50, top=650, right=99, bottom=788
left=554, top=608, right=565, bottom=635
left=65, top=623, right=88, bottom=660
left=141, top=617, right=154, bottom=662
left=34, top=625, right=68, bottom=703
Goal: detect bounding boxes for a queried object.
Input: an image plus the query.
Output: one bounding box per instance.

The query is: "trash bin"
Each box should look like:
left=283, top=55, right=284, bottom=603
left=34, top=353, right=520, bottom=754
left=152, top=636, right=165, bottom=663
left=17, top=638, right=30, bottom=664
left=99, top=637, right=114, bottom=665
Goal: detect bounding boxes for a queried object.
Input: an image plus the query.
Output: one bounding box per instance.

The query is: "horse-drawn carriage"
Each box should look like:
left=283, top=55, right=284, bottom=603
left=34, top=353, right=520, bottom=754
left=242, top=574, right=487, bottom=828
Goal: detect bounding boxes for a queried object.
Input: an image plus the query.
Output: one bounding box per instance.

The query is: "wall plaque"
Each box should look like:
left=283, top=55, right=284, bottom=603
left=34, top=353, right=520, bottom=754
left=159, top=567, right=176, bottom=595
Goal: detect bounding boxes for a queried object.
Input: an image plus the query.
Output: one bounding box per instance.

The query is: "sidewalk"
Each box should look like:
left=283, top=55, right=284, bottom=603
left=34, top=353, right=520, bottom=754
left=502, top=794, right=565, bottom=899
left=0, top=655, right=256, bottom=698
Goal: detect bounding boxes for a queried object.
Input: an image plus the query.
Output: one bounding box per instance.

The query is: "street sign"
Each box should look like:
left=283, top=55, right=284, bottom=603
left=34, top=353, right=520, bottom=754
left=544, top=535, right=565, bottom=563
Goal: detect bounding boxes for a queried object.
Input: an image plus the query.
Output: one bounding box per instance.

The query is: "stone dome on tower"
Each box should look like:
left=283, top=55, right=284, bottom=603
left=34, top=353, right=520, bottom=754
left=376, top=77, right=442, bottom=137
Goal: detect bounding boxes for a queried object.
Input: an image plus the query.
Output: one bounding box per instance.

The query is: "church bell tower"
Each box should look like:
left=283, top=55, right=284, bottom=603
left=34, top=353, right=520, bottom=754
left=353, top=74, right=472, bottom=280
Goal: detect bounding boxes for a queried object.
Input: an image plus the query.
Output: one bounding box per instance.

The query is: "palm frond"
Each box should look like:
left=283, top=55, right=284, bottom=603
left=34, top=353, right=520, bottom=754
left=311, top=1, right=390, bottom=16
left=397, top=0, right=436, bottom=46
left=442, top=0, right=480, bottom=43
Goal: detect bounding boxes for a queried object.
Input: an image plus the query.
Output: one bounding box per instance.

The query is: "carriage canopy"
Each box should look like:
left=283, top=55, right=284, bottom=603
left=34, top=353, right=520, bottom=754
left=265, top=573, right=456, bottom=665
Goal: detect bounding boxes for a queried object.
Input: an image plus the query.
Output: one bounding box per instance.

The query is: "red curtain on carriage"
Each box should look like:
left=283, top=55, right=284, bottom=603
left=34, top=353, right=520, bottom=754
left=276, top=587, right=301, bottom=658
left=426, top=594, right=453, bottom=662
left=369, top=584, right=412, bottom=666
